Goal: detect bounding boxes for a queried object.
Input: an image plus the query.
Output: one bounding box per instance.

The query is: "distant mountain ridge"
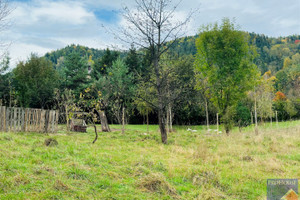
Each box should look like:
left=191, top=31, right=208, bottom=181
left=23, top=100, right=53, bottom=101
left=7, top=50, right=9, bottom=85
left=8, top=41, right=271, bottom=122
left=44, top=33, right=300, bottom=74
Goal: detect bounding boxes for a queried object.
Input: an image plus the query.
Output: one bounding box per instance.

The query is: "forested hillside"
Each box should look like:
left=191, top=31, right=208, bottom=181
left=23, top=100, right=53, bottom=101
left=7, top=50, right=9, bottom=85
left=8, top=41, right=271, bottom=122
left=170, top=33, right=300, bottom=73
left=1, top=32, right=299, bottom=127
left=44, top=33, right=300, bottom=76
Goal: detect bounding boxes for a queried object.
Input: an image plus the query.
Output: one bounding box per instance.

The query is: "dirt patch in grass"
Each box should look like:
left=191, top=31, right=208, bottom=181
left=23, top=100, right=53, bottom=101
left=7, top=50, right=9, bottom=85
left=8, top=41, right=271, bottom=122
left=242, top=155, right=253, bottom=161
left=138, top=173, right=177, bottom=197
left=54, top=180, right=70, bottom=191
left=44, top=138, right=58, bottom=146
left=13, top=174, right=30, bottom=186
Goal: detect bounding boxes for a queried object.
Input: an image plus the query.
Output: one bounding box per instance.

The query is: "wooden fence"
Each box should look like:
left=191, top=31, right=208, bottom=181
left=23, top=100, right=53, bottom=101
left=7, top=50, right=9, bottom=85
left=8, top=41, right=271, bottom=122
left=0, top=106, right=59, bottom=133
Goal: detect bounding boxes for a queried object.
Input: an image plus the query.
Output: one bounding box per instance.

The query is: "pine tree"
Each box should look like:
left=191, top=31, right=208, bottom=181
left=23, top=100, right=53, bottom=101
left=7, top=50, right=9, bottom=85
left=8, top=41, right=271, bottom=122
left=63, top=52, right=91, bottom=99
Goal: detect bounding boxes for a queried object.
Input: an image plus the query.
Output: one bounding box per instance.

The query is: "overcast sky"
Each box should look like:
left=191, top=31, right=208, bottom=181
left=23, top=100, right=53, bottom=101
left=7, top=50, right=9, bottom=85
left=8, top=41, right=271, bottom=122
left=3, top=0, right=300, bottom=66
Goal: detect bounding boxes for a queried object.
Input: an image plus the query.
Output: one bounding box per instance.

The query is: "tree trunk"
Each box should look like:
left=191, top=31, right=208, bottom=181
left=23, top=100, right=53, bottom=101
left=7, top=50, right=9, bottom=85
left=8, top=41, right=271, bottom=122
left=92, top=125, right=98, bottom=144
left=154, top=53, right=167, bottom=144
left=254, top=97, right=258, bottom=135
left=146, top=112, right=149, bottom=133
left=158, top=108, right=167, bottom=144
left=65, top=104, right=69, bottom=132
left=205, top=99, right=209, bottom=130
left=169, top=105, right=173, bottom=132
left=9, top=80, right=12, bottom=108
left=275, top=111, right=278, bottom=127
left=216, top=113, right=219, bottom=134
left=99, top=110, right=111, bottom=132
left=166, top=106, right=170, bottom=133
left=122, top=106, right=125, bottom=134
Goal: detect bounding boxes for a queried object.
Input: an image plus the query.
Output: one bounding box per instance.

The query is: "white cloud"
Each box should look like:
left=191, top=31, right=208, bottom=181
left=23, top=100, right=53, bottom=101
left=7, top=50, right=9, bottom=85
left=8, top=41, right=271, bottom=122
left=5, top=0, right=119, bottom=66
left=1, top=0, right=299, bottom=67
left=11, top=1, right=95, bottom=27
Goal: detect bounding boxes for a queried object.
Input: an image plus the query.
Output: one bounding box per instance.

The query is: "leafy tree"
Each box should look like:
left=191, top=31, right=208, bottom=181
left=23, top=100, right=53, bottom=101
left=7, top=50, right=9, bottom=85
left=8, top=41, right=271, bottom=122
left=273, top=92, right=287, bottom=121
left=77, top=86, right=105, bottom=142
left=0, top=53, right=12, bottom=106
left=13, top=54, right=59, bottom=108
left=0, top=52, right=9, bottom=74
left=284, top=100, right=297, bottom=119
left=54, top=88, right=76, bottom=131
left=194, top=63, right=211, bottom=130
left=274, top=91, right=287, bottom=101
left=134, top=96, right=153, bottom=133
left=161, top=54, right=196, bottom=132
left=195, top=18, right=259, bottom=134
left=0, top=72, right=13, bottom=106
left=256, top=71, right=275, bottom=123
left=97, top=58, right=134, bottom=131
left=235, top=102, right=251, bottom=130
left=275, top=53, right=300, bottom=101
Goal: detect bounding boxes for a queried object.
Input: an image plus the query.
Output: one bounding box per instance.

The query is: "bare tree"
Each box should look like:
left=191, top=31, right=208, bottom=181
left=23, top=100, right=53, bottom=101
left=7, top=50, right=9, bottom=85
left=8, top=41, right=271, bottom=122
left=120, top=0, right=194, bottom=144
left=0, top=0, right=11, bottom=54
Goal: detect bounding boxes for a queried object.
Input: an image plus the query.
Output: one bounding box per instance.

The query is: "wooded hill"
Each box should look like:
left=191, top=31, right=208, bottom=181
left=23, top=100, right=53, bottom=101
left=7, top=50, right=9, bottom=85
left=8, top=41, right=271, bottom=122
left=1, top=32, right=299, bottom=126
left=45, top=33, right=300, bottom=74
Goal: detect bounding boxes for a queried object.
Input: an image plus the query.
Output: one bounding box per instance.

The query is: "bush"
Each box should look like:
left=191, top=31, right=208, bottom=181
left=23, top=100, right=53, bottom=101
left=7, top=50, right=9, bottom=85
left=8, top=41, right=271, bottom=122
left=235, top=103, right=251, bottom=128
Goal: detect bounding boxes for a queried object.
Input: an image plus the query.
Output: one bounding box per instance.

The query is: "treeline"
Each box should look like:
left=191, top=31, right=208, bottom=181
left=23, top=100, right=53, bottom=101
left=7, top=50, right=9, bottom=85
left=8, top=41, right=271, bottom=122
left=0, top=32, right=299, bottom=127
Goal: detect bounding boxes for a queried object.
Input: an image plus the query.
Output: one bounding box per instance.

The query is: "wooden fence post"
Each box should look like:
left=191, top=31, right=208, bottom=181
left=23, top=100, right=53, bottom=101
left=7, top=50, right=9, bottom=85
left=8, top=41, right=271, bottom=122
left=13, top=108, right=17, bottom=132
left=275, top=111, right=278, bottom=127
left=41, top=110, right=46, bottom=133
left=55, top=110, right=59, bottom=132
left=33, top=109, right=37, bottom=131
left=48, top=111, right=52, bottom=133
left=0, top=106, right=2, bottom=131
left=21, top=108, right=25, bottom=132
left=0, top=106, right=5, bottom=132
left=6, top=107, right=10, bottom=132
left=27, top=108, right=31, bottom=132
left=37, top=109, right=41, bottom=132
left=17, top=108, right=21, bottom=132
left=24, top=108, right=29, bottom=132
left=51, top=111, right=56, bottom=133
left=0, top=107, right=3, bottom=131
left=45, top=110, right=49, bottom=133
left=216, top=113, right=219, bottom=134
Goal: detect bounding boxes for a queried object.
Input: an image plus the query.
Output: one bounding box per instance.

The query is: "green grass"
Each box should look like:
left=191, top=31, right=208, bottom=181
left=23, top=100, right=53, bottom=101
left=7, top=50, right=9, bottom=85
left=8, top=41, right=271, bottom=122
left=0, top=121, right=299, bottom=199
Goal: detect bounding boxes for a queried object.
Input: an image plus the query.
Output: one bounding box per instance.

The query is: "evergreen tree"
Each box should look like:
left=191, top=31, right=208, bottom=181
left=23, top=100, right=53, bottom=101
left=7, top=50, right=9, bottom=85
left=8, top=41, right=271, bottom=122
left=63, top=52, right=91, bottom=99
left=96, top=48, right=119, bottom=75
left=125, top=46, right=141, bottom=76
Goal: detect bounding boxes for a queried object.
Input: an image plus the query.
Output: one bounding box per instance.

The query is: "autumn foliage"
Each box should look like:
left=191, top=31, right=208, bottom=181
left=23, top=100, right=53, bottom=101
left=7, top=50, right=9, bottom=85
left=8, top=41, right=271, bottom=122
left=273, top=91, right=287, bottom=101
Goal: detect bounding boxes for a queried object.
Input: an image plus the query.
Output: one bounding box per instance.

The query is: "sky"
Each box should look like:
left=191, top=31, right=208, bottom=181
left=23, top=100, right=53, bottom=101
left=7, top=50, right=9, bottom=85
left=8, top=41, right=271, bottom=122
left=2, top=0, right=300, bottom=66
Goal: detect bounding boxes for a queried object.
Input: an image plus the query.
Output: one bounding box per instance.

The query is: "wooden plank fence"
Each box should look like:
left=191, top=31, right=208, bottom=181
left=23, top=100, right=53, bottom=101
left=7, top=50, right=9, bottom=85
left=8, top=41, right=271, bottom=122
left=0, top=106, right=59, bottom=133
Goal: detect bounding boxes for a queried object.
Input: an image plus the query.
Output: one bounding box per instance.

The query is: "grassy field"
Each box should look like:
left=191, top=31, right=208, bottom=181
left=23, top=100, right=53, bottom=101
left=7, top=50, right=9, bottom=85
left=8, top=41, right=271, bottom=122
left=0, top=121, right=299, bottom=199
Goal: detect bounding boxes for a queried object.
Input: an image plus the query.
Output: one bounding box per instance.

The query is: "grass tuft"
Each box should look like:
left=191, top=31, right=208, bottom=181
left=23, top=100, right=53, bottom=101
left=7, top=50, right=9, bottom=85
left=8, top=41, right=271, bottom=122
left=138, top=173, right=178, bottom=196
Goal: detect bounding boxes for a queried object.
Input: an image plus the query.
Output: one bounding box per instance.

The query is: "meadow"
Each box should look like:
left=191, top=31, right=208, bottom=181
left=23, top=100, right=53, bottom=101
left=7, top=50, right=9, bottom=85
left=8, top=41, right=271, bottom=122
left=0, top=121, right=299, bottom=199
